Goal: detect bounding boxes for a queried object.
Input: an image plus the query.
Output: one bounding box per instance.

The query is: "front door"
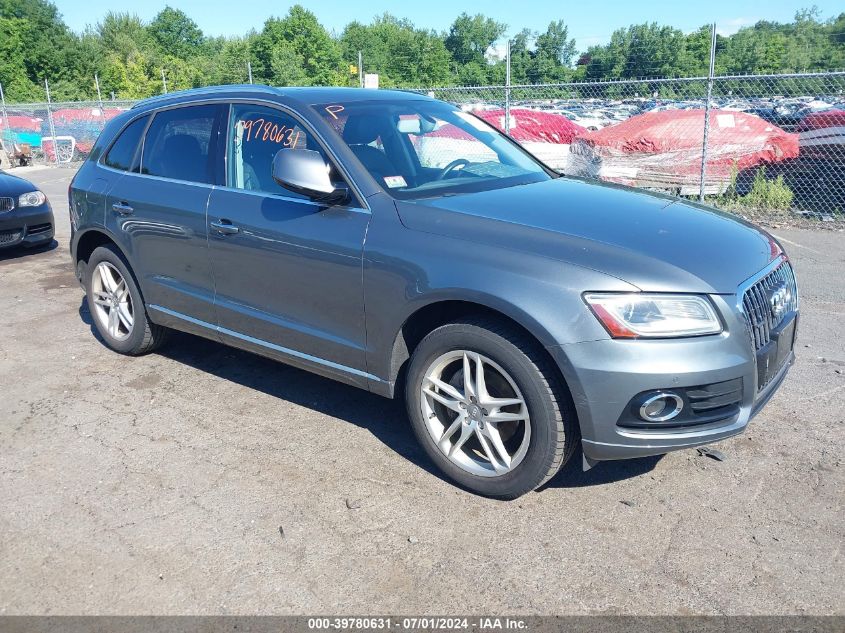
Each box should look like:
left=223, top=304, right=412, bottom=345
left=206, top=102, right=371, bottom=383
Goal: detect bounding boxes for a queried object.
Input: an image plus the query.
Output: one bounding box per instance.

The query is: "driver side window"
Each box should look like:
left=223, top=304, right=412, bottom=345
left=227, top=104, right=341, bottom=199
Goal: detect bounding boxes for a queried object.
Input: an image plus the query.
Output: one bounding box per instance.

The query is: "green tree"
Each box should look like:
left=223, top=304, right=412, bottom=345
left=534, top=20, right=576, bottom=75
left=254, top=6, right=341, bottom=86
left=210, top=36, right=254, bottom=85
left=268, top=43, right=308, bottom=86
left=148, top=7, right=204, bottom=60
left=0, top=17, right=40, bottom=100
left=445, top=12, right=506, bottom=73
left=505, top=21, right=577, bottom=84
left=339, top=20, right=378, bottom=85
left=585, top=23, right=690, bottom=79
left=97, top=12, right=151, bottom=64
left=788, top=7, right=829, bottom=71
left=827, top=13, right=845, bottom=67
left=720, top=23, right=790, bottom=74
left=339, top=14, right=452, bottom=87
left=507, top=29, right=534, bottom=84
left=681, top=25, right=715, bottom=76
left=2, top=1, right=845, bottom=103
left=98, top=49, right=157, bottom=98
left=95, top=12, right=158, bottom=98
left=0, top=0, right=86, bottom=99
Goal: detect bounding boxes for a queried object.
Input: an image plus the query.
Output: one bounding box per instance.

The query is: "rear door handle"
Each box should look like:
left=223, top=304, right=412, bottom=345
left=210, top=220, right=240, bottom=235
left=111, top=202, right=134, bottom=215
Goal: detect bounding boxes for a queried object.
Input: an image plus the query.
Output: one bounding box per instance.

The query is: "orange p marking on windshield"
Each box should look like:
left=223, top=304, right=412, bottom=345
left=325, top=105, right=345, bottom=120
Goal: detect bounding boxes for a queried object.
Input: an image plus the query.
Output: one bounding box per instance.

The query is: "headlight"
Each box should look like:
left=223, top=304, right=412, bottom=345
left=18, top=191, right=47, bottom=207
left=584, top=293, right=722, bottom=338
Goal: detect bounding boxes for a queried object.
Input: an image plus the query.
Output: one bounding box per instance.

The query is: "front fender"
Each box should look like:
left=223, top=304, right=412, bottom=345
left=362, top=217, right=636, bottom=391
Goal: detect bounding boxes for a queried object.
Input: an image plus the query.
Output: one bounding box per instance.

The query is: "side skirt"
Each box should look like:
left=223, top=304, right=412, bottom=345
left=147, top=304, right=386, bottom=393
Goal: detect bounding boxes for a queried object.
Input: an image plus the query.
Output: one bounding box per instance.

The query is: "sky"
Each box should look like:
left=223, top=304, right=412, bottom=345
left=52, top=0, right=843, bottom=50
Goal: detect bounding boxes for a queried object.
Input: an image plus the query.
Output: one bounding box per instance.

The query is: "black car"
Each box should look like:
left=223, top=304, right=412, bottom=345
left=0, top=172, right=54, bottom=250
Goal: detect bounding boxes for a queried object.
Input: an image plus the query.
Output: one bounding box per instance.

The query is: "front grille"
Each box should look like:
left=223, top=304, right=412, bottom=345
left=27, top=223, right=52, bottom=236
left=741, top=260, right=798, bottom=352
left=686, top=378, right=743, bottom=417
left=0, top=229, right=22, bottom=244
left=0, top=197, right=14, bottom=213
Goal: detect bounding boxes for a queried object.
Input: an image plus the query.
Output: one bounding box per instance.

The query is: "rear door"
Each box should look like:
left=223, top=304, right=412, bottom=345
left=72, top=113, right=150, bottom=235
left=206, top=102, right=371, bottom=382
left=104, top=103, right=227, bottom=326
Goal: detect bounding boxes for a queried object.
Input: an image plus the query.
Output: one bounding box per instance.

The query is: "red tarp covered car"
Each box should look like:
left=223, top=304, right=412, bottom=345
left=417, top=108, right=586, bottom=171
left=569, top=109, right=799, bottom=194
left=51, top=107, right=124, bottom=125
left=474, top=108, right=587, bottom=170
left=0, top=114, right=41, bottom=131
left=43, top=107, right=125, bottom=162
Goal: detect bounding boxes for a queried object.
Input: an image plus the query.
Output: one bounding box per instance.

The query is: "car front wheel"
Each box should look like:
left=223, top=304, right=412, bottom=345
left=85, top=245, right=168, bottom=355
left=405, top=317, right=578, bottom=499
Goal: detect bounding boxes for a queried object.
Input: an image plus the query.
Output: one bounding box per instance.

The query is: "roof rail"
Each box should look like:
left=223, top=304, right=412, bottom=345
left=131, top=84, right=279, bottom=109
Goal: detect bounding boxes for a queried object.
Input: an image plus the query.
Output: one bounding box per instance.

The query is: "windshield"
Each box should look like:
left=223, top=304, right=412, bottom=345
left=313, top=100, right=552, bottom=200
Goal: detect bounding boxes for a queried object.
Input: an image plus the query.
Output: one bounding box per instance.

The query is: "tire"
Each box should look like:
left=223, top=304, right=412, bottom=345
left=85, top=244, right=169, bottom=355
left=405, top=317, right=578, bottom=499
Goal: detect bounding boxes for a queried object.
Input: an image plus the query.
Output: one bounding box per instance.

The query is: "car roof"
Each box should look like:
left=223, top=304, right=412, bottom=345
left=131, top=85, right=432, bottom=112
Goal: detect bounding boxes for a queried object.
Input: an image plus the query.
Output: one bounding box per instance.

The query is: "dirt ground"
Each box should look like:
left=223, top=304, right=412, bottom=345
left=1, top=166, right=843, bottom=615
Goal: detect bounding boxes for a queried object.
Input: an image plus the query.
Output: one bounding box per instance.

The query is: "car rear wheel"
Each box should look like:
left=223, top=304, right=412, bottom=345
left=405, top=317, right=578, bottom=499
left=85, top=245, right=168, bottom=355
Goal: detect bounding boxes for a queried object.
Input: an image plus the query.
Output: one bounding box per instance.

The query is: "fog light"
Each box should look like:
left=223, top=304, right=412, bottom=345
left=638, top=392, right=684, bottom=422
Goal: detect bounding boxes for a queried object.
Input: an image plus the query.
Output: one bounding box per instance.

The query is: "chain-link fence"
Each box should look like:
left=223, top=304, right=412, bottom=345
left=414, top=71, right=845, bottom=220
left=2, top=72, right=844, bottom=220
left=0, top=99, right=135, bottom=169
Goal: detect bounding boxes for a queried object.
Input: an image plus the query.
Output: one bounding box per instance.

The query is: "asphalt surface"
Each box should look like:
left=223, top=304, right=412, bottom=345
left=1, top=166, right=843, bottom=615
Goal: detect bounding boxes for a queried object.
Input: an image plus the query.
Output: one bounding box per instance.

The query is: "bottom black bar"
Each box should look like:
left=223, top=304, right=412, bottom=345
left=0, top=616, right=842, bottom=633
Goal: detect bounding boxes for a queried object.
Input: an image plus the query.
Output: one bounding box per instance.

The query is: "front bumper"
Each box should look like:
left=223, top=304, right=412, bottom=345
left=548, top=293, right=796, bottom=464
left=0, top=203, right=55, bottom=249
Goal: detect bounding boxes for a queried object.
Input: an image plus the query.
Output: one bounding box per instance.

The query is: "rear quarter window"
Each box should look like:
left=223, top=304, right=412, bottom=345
left=102, top=115, right=149, bottom=172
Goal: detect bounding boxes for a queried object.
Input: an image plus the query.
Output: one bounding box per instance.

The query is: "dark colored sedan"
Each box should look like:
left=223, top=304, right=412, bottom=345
left=0, top=172, right=55, bottom=250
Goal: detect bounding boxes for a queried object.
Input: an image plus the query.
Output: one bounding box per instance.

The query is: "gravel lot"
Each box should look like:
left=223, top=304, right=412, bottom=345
left=1, top=166, right=843, bottom=615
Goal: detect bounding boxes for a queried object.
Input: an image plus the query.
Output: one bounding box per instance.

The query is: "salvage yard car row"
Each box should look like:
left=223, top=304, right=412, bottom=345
left=461, top=95, right=845, bottom=214
left=0, top=106, right=126, bottom=165
left=3, top=92, right=844, bottom=214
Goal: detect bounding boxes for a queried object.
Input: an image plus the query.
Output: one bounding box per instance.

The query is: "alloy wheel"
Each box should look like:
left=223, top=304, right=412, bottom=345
left=90, top=262, right=134, bottom=341
left=420, top=350, right=531, bottom=477
left=56, top=142, right=75, bottom=163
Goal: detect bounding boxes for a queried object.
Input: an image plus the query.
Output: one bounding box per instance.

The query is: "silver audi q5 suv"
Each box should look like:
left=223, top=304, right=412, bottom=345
left=69, top=86, right=798, bottom=498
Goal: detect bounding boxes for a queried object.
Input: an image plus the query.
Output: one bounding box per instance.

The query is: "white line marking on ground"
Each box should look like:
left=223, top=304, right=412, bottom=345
left=772, top=234, right=822, bottom=255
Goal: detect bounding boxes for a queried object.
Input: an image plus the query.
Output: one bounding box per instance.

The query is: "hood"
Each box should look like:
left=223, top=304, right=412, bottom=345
left=395, top=177, right=779, bottom=294
left=0, top=172, right=40, bottom=197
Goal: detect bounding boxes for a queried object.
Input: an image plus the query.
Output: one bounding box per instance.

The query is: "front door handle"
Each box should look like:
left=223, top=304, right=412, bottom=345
left=210, top=220, right=240, bottom=235
left=111, top=202, right=134, bottom=215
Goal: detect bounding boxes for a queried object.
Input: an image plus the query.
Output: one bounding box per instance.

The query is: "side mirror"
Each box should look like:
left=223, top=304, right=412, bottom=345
left=271, top=149, right=349, bottom=205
